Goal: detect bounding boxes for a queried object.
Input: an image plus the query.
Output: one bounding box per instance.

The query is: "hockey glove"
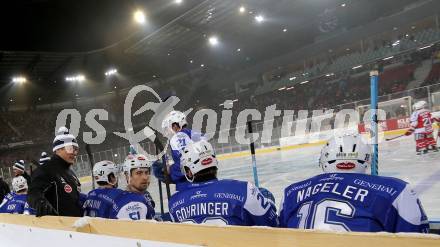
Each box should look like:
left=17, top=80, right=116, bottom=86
left=258, top=187, right=276, bottom=204
left=152, top=160, right=166, bottom=182
left=405, top=128, right=414, bottom=136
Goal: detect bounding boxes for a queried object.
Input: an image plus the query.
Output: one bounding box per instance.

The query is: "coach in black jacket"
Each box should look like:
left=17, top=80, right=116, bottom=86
left=28, top=127, right=82, bottom=217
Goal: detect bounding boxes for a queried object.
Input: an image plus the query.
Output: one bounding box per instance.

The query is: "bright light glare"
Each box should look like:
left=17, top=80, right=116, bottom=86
left=134, top=10, right=146, bottom=24
left=255, top=15, right=264, bottom=23
left=208, top=36, right=219, bottom=46
left=12, top=76, right=27, bottom=84
left=66, top=74, right=85, bottom=82
left=175, top=0, right=183, bottom=4
left=239, top=6, right=246, bottom=13
left=105, top=69, right=117, bottom=76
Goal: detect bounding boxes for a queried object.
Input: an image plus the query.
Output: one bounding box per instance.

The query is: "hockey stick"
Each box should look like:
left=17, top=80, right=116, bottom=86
left=85, top=144, right=96, bottom=190
left=157, top=177, right=165, bottom=216
left=154, top=136, right=171, bottom=198
left=154, top=139, right=166, bottom=217
left=247, top=121, right=260, bottom=188
left=385, top=134, right=406, bottom=141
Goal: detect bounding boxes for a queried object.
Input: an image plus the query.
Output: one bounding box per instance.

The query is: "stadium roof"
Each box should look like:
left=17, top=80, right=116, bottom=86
left=0, top=0, right=422, bottom=104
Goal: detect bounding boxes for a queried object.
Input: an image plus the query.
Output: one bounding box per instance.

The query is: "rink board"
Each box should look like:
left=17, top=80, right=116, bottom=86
left=0, top=214, right=439, bottom=247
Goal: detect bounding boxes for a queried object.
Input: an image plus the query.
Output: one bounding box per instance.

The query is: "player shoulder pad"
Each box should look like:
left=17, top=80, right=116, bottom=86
left=392, top=184, right=426, bottom=225
left=169, top=132, right=191, bottom=150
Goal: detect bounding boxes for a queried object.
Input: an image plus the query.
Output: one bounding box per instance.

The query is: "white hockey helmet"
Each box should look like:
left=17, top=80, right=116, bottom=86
left=161, top=110, right=187, bottom=135
left=181, top=140, right=218, bottom=182
left=93, top=160, right=119, bottom=186
left=413, top=100, right=427, bottom=111
left=123, top=154, right=152, bottom=174
left=12, top=176, right=28, bottom=192
left=319, top=134, right=371, bottom=174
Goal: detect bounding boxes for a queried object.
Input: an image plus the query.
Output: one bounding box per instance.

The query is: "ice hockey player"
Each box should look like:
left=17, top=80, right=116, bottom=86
left=83, top=159, right=154, bottom=220
left=122, top=154, right=155, bottom=219
left=168, top=140, right=278, bottom=226
left=126, top=145, right=156, bottom=209
left=0, top=176, right=29, bottom=214
left=279, top=134, right=429, bottom=233
left=160, top=110, right=205, bottom=191
left=406, top=100, right=438, bottom=154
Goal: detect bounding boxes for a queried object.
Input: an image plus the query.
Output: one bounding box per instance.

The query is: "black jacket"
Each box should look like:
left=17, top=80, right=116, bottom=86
left=0, top=178, right=10, bottom=202
left=27, top=154, right=82, bottom=217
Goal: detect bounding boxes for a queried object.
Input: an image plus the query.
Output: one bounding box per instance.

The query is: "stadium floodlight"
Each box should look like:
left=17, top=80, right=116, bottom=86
left=66, top=74, right=85, bottom=82
left=352, top=65, right=362, bottom=70
left=383, top=56, right=394, bottom=61
left=208, top=36, right=219, bottom=46
left=289, top=77, right=296, bottom=81
left=134, top=10, right=146, bottom=24
left=286, top=86, right=295, bottom=90
left=278, top=87, right=286, bottom=91
left=239, top=6, right=246, bottom=13
left=255, top=15, right=264, bottom=23
left=77, top=75, right=85, bottom=82
left=12, top=76, right=27, bottom=84
left=300, top=80, right=309, bottom=85
left=419, top=44, right=433, bottom=50
left=105, top=68, right=117, bottom=76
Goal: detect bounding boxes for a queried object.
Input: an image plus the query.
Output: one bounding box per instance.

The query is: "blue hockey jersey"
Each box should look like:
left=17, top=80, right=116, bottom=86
left=169, top=128, right=204, bottom=191
left=0, top=192, right=28, bottom=214
left=279, top=173, right=429, bottom=233
left=83, top=188, right=155, bottom=220
left=169, top=179, right=278, bottom=226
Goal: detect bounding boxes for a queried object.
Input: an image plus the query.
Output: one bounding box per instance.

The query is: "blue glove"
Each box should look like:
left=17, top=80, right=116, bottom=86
left=258, top=187, right=275, bottom=204
left=152, top=160, right=166, bottom=182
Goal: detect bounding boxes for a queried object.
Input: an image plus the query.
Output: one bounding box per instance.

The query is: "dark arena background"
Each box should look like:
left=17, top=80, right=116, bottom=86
left=1, top=0, right=440, bottom=246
